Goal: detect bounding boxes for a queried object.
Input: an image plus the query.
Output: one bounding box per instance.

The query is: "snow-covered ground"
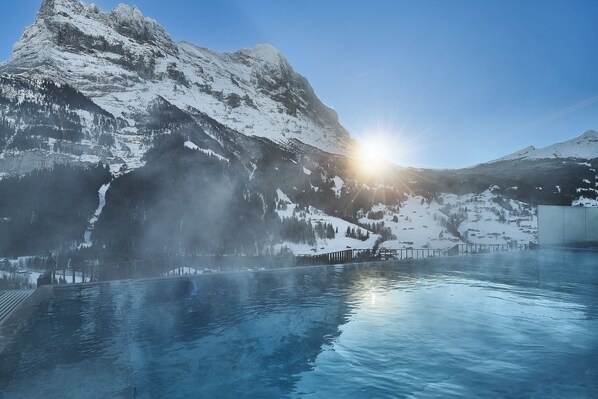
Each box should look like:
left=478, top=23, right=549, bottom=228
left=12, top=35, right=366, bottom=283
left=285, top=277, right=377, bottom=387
left=52, top=269, right=97, bottom=284
left=0, top=270, right=42, bottom=287
left=274, top=187, right=539, bottom=255
left=274, top=189, right=379, bottom=255
left=81, top=182, right=112, bottom=248
left=360, top=189, right=537, bottom=251
left=184, top=140, right=229, bottom=162
left=573, top=197, right=598, bottom=207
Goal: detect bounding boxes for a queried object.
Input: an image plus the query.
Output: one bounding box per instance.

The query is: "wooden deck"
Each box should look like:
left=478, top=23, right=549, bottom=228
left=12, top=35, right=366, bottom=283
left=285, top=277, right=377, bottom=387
left=0, top=289, right=35, bottom=326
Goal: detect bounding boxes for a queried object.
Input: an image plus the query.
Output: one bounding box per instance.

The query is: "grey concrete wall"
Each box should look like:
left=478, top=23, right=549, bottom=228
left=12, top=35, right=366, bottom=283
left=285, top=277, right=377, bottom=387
left=538, top=205, right=598, bottom=246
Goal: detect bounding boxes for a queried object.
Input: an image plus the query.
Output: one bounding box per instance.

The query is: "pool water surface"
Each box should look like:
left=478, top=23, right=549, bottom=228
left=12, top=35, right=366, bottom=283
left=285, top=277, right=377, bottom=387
left=0, top=249, right=597, bottom=398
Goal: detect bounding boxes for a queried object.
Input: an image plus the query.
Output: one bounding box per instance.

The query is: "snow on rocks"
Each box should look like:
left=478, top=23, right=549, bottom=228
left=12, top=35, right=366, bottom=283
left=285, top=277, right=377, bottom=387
left=81, top=182, right=111, bottom=248
left=332, top=176, right=344, bottom=197
left=489, top=130, right=598, bottom=163
left=572, top=197, right=598, bottom=207
left=2, top=0, right=352, bottom=158
left=184, top=140, right=229, bottom=163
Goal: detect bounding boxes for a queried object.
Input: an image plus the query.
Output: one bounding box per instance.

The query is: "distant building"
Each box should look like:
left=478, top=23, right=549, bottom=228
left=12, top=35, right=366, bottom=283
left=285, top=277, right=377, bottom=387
left=538, top=205, right=598, bottom=246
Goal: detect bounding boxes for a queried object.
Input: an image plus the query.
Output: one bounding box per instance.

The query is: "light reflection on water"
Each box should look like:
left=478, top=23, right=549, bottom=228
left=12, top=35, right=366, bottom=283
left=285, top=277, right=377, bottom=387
left=0, top=249, right=597, bottom=398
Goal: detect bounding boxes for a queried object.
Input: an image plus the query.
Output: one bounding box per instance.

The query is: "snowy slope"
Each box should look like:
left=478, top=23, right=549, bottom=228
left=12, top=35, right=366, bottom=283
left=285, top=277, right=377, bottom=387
left=361, top=190, right=537, bottom=250
left=490, top=130, right=598, bottom=163
left=1, top=0, right=352, bottom=156
left=1, top=0, right=593, bottom=260
left=275, top=189, right=380, bottom=255
left=184, top=140, right=229, bottom=163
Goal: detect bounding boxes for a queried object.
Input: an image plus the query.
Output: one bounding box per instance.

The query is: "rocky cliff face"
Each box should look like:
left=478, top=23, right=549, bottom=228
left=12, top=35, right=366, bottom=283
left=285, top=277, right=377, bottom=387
left=1, top=0, right=352, bottom=167
left=0, top=75, right=125, bottom=176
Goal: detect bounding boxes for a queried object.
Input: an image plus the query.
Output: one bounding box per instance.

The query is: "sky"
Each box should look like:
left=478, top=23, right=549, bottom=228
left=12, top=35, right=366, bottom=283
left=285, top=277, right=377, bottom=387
left=0, top=0, right=597, bottom=169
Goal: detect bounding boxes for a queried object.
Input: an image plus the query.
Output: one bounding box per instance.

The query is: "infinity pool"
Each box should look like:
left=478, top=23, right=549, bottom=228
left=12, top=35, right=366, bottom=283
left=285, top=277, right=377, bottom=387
left=1, top=249, right=597, bottom=398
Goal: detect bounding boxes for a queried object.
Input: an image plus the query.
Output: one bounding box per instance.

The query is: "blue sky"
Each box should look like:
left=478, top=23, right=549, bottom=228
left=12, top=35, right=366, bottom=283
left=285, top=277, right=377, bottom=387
left=1, top=0, right=597, bottom=168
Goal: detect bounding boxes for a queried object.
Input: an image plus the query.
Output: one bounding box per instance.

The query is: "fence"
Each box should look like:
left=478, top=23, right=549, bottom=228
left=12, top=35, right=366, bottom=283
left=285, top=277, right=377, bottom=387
left=36, top=241, right=534, bottom=286
left=38, top=255, right=296, bottom=285
left=457, top=243, right=530, bottom=254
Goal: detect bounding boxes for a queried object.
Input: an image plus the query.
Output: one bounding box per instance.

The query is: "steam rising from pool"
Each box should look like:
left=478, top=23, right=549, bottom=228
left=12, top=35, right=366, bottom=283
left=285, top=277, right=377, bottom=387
left=1, top=249, right=597, bottom=398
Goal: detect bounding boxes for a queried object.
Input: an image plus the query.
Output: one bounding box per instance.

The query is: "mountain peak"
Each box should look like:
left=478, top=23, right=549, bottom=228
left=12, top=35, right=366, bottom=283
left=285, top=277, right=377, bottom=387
left=579, top=130, right=598, bottom=140
left=1, top=0, right=352, bottom=156
left=488, top=130, right=598, bottom=164
left=112, top=3, right=142, bottom=15
left=35, top=0, right=174, bottom=47
left=38, top=0, right=92, bottom=18
left=39, top=0, right=69, bottom=13
left=4, top=0, right=176, bottom=76
left=107, top=3, right=172, bottom=45
left=110, top=3, right=147, bottom=26
left=247, top=44, right=284, bottom=64
left=235, top=43, right=290, bottom=70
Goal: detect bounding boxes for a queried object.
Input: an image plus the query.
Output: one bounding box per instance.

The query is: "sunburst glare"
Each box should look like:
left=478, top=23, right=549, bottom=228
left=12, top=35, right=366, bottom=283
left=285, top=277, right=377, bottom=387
left=353, top=132, right=398, bottom=175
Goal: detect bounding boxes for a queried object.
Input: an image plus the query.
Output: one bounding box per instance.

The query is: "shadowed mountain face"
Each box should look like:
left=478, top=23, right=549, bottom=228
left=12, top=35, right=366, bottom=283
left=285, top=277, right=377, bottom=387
left=0, top=0, right=596, bottom=258
left=417, top=158, right=598, bottom=206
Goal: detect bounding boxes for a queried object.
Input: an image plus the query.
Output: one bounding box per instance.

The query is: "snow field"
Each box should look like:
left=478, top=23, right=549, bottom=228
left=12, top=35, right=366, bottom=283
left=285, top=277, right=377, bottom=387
left=274, top=189, right=380, bottom=255
left=361, top=189, right=537, bottom=251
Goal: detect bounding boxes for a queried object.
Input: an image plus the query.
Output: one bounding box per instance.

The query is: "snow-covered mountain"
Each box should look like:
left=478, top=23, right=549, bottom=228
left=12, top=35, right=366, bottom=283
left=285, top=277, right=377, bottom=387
left=0, top=0, right=596, bottom=261
left=0, top=75, right=126, bottom=176
left=489, top=130, right=598, bottom=163
left=1, top=0, right=351, bottom=165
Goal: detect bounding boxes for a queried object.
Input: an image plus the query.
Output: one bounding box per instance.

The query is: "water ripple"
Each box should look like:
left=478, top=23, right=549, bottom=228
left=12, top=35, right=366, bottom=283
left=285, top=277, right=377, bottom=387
left=1, top=249, right=597, bottom=398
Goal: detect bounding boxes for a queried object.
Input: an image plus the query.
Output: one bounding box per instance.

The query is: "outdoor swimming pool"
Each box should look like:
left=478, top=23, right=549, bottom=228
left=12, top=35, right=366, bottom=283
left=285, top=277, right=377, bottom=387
left=1, top=249, right=597, bottom=398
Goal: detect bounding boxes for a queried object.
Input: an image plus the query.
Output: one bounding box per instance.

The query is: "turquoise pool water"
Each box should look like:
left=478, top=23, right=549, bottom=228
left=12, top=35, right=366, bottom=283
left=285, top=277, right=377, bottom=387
left=1, top=249, right=597, bottom=398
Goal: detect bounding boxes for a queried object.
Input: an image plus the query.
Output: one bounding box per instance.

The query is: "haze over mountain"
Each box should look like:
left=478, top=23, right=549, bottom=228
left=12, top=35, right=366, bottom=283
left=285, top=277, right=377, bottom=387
left=0, top=0, right=596, bottom=261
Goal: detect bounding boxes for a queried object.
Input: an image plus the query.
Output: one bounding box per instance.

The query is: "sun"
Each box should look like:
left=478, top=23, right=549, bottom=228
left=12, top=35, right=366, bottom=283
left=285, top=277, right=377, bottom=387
left=354, top=135, right=394, bottom=175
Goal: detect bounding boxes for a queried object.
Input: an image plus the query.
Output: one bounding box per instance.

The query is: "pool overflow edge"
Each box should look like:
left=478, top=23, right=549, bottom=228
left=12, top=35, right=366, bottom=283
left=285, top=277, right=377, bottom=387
left=35, top=242, right=535, bottom=286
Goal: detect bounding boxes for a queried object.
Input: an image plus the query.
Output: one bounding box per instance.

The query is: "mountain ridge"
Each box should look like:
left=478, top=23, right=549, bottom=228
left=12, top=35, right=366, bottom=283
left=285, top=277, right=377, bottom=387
left=0, top=0, right=597, bottom=262
left=488, top=130, right=598, bottom=164
left=1, top=0, right=352, bottom=158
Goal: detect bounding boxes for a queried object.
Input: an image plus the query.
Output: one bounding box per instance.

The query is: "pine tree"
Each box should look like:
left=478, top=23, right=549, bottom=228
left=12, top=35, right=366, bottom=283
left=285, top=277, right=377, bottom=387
left=326, top=223, right=335, bottom=239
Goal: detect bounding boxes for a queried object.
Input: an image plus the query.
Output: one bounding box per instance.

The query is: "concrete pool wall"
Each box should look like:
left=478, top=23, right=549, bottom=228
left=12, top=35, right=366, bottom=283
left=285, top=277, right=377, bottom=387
left=538, top=205, right=598, bottom=246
